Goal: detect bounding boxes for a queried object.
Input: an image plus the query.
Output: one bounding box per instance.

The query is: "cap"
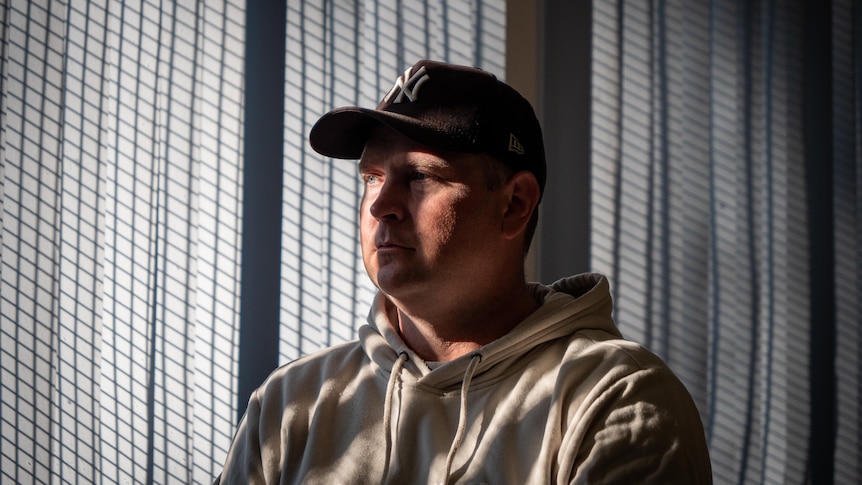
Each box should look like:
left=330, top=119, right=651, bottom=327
left=308, top=60, right=546, bottom=197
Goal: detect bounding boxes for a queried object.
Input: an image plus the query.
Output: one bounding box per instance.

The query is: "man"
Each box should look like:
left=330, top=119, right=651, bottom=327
left=216, top=60, right=712, bottom=484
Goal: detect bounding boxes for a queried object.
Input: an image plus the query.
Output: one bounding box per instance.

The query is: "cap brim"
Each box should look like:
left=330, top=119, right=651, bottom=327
left=308, top=108, right=376, bottom=159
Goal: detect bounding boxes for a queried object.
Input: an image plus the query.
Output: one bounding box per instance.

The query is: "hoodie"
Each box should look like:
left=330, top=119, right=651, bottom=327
left=215, top=273, right=712, bottom=484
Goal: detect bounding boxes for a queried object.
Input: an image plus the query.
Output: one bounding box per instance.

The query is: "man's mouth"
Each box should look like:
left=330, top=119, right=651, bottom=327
left=376, top=240, right=413, bottom=253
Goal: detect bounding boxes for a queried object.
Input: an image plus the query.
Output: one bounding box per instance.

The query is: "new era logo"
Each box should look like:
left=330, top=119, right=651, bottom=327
left=384, top=66, right=430, bottom=104
left=508, top=133, right=525, bottom=155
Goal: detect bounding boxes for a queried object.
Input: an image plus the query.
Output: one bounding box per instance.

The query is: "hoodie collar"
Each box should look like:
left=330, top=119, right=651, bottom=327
left=359, top=273, right=620, bottom=389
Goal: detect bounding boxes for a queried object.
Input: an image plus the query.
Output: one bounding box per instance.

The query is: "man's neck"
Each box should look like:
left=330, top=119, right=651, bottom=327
left=391, top=284, right=539, bottom=362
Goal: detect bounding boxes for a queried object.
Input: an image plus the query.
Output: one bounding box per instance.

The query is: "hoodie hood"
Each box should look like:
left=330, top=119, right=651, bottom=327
left=358, top=272, right=621, bottom=390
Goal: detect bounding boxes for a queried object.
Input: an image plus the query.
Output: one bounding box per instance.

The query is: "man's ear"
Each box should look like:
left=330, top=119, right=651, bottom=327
left=501, top=171, right=541, bottom=240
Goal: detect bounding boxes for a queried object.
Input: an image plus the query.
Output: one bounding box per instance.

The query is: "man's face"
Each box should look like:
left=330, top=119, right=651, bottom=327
left=358, top=128, right=506, bottom=301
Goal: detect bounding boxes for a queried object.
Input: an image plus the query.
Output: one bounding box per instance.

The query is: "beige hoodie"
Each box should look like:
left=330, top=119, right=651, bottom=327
left=215, top=273, right=712, bottom=484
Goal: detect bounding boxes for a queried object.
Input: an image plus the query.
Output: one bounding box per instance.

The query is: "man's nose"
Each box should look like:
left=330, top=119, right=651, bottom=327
left=368, top=179, right=405, bottom=221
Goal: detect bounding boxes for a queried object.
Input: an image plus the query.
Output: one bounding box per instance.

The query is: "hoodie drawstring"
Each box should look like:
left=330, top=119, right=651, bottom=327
left=382, top=351, right=409, bottom=482
left=443, top=353, right=482, bottom=484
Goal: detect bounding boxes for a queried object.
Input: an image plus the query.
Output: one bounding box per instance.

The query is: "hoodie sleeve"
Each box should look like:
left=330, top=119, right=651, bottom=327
left=214, top=391, right=269, bottom=485
left=566, top=366, right=713, bottom=484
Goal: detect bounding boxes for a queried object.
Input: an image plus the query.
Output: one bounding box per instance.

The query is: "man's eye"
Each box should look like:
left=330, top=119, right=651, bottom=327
left=411, top=172, right=430, bottom=182
left=362, top=174, right=381, bottom=185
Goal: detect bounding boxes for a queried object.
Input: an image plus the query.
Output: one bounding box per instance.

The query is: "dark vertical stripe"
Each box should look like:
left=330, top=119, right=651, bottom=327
left=803, top=0, right=836, bottom=482
left=655, top=0, right=669, bottom=353
left=423, top=0, right=430, bottom=57
left=296, top=0, right=308, bottom=360
left=706, top=0, right=720, bottom=440
left=474, top=0, right=483, bottom=65
left=611, top=0, right=624, bottom=310
left=324, top=0, right=334, bottom=349
left=237, top=0, right=287, bottom=422
left=441, top=2, right=449, bottom=57
left=396, top=0, right=404, bottom=71
left=758, top=2, right=777, bottom=482
left=739, top=2, right=760, bottom=480
left=146, top=1, right=167, bottom=481
left=538, top=0, right=592, bottom=282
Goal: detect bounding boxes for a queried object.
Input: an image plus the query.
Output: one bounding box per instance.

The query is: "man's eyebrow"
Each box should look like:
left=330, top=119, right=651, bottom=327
left=409, top=153, right=455, bottom=172
left=415, top=156, right=448, bottom=169
left=357, top=154, right=451, bottom=172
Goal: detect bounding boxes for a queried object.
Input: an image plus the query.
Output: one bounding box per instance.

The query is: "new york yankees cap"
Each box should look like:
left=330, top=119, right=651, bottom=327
left=309, top=59, right=546, bottom=197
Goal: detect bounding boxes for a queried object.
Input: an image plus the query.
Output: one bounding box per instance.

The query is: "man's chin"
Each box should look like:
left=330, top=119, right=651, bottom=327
left=373, top=270, right=424, bottom=299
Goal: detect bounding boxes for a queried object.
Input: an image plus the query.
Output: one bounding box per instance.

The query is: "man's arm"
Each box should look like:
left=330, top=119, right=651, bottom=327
left=215, top=394, right=267, bottom=485
left=566, top=367, right=712, bottom=484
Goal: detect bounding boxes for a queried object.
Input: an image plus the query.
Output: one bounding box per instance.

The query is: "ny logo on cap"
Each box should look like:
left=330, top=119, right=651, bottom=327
left=383, top=66, right=430, bottom=104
